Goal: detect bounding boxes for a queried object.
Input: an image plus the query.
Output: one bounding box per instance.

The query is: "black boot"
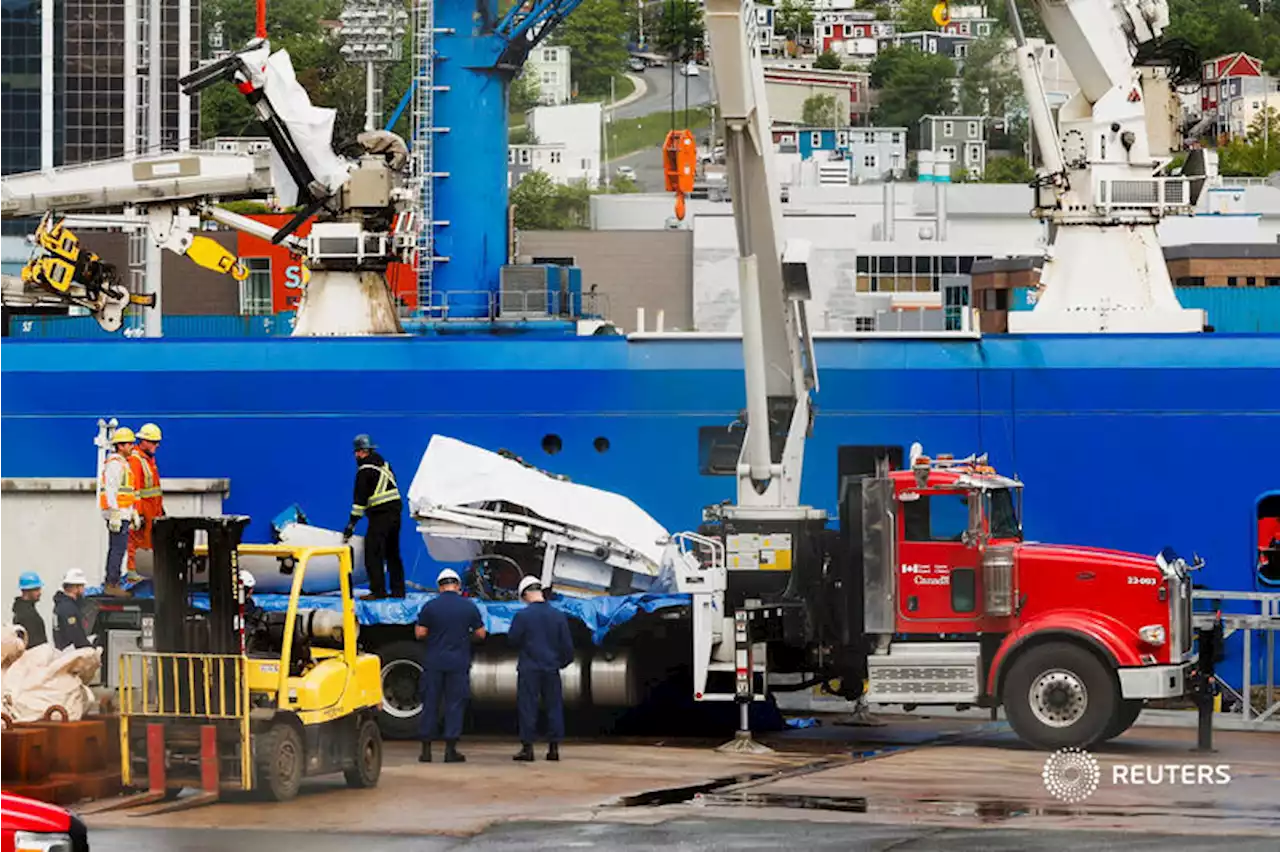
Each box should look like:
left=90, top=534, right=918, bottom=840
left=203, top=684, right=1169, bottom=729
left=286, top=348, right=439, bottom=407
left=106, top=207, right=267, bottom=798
left=443, top=740, right=466, bottom=763
left=513, top=743, right=534, bottom=762
left=546, top=743, right=560, bottom=762
left=419, top=741, right=432, bottom=763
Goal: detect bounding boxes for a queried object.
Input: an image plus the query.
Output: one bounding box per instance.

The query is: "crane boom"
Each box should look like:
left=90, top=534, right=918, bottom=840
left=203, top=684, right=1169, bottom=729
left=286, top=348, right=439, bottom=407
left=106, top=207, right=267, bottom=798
left=703, top=0, right=820, bottom=516
left=1002, top=0, right=1207, bottom=333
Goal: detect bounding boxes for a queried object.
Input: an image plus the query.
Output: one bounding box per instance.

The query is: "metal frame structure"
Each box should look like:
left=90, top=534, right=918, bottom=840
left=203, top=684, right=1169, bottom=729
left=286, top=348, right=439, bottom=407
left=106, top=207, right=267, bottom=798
left=1194, top=590, right=1280, bottom=726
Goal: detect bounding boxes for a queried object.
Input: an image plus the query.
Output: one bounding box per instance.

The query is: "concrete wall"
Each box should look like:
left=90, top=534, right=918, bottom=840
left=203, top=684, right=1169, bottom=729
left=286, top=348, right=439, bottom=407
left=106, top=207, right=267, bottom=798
left=516, top=230, right=694, bottom=331
left=1, top=478, right=229, bottom=631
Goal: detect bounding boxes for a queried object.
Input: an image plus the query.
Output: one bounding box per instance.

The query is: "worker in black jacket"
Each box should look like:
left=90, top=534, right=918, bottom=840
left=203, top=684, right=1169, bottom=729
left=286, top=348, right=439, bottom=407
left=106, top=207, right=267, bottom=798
left=508, top=576, right=575, bottom=762
left=12, top=572, right=48, bottom=649
left=342, top=434, right=405, bottom=599
left=52, top=569, right=92, bottom=650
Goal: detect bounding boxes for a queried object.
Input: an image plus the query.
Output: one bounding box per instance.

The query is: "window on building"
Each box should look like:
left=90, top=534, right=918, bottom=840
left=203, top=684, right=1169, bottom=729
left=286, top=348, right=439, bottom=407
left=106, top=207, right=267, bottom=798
left=977, top=22, right=990, bottom=35
left=836, top=130, right=850, bottom=146
left=508, top=148, right=516, bottom=164
left=863, top=153, right=878, bottom=169
left=967, top=121, right=979, bottom=138
left=240, top=258, right=272, bottom=316
left=955, top=44, right=968, bottom=58
left=1175, top=276, right=1206, bottom=287
left=940, top=145, right=957, bottom=161
left=1266, top=277, right=1280, bottom=286
left=823, top=24, right=832, bottom=36
left=960, top=23, right=970, bottom=34
left=942, top=120, right=954, bottom=137
left=543, top=49, right=556, bottom=62
left=1227, top=276, right=1238, bottom=287
left=550, top=151, right=561, bottom=164
left=542, top=71, right=556, bottom=85
left=519, top=148, right=531, bottom=165
left=966, top=143, right=982, bottom=164
left=864, top=131, right=875, bottom=144
left=1247, top=276, right=1257, bottom=286
left=581, top=158, right=591, bottom=169
left=928, top=38, right=938, bottom=53
left=854, top=316, right=876, bottom=331
left=892, top=132, right=902, bottom=144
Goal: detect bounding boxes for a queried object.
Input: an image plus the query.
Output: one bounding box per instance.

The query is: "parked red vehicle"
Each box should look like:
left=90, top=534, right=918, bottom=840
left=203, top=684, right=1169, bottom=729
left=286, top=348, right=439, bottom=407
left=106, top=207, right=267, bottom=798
left=0, top=793, right=88, bottom=852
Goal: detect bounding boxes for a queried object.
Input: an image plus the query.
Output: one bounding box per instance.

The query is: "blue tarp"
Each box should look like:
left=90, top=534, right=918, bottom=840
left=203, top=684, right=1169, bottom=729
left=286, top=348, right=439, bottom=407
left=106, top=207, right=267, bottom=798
left=87, top=583, right=692, bottom=646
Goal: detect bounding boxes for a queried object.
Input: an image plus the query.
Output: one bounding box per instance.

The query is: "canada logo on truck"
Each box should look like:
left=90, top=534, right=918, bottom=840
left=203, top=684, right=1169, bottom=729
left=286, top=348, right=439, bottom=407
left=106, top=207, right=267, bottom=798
left=901, top=563, right=952, bottom=585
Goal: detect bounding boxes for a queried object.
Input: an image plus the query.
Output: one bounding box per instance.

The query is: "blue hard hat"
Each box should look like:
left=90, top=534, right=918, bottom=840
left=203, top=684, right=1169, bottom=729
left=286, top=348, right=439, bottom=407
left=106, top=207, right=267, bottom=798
left=18, top=572, right=43, bottom=591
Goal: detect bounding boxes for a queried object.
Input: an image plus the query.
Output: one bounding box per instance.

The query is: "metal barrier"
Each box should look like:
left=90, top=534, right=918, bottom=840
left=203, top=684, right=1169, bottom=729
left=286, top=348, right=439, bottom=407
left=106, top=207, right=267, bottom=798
left=1193, top=590, right=1279, bottom=726
left=117, top=652, right=251, bottom=788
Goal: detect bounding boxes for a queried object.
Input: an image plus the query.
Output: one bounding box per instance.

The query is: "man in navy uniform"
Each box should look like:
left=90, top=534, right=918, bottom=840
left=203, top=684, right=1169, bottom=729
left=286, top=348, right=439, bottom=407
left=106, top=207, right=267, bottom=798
left=52, top=569, right=92, bottom=650
left=415, top=568, right=487, bottom=763
left=508, top=575, right=574, bottom=762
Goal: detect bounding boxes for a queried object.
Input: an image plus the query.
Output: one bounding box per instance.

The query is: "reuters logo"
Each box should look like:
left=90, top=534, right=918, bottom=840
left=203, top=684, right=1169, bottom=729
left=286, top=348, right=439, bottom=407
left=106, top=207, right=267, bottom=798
left=1041, top=747, right=1101, bottom=803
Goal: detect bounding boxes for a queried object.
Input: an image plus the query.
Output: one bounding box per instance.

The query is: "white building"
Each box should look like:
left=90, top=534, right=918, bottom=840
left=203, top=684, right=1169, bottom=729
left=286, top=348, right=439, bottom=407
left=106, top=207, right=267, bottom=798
left=525, top=45, right=573, bottom=105
left=526, top=103, right=603, bottom=188
left=586, top=178, right=1280, bottom=330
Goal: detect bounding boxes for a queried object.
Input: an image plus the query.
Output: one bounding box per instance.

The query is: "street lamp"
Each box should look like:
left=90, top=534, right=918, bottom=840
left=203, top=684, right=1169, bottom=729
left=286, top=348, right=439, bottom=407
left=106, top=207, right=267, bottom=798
left=339, top=0, right=410, bottom=132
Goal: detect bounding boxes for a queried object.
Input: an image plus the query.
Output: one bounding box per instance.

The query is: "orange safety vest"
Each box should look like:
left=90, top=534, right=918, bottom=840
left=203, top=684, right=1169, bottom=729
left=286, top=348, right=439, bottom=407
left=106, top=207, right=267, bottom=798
left=139, top=452, right=163, bottom=517
left=99, top=452, right=135, bottom=510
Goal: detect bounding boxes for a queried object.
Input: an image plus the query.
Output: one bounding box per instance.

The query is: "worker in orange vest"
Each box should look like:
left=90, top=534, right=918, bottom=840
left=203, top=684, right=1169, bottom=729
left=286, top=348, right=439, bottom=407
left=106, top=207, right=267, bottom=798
left=101, top=427, right=137, bottom=597
left=126, top=422, right=164, bottom=581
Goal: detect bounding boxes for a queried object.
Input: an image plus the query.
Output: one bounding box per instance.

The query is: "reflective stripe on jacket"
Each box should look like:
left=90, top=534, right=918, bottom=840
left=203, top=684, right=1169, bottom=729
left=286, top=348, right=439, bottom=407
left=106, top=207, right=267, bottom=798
left=99, top=453, right=135, bottom=511
left=350, top=452, right=401, bottom=518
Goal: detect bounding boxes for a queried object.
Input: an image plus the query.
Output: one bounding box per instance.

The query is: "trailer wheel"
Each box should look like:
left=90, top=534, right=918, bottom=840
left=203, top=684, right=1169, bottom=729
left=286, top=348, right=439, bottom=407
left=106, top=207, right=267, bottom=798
left=344, top=717, right=383, bottom=788
left=257, top=723, right=304, bottom=802
left=1002, top=641, right=1117, bottom=750
left=1102, top=699, right=1144, bottom=742
left=377, top=639, right=424, bottom=739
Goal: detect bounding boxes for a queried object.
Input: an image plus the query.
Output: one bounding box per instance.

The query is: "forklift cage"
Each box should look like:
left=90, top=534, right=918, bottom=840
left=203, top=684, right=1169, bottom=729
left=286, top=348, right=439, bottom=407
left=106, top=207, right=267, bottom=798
left=117, top=652, right=252, bottom=790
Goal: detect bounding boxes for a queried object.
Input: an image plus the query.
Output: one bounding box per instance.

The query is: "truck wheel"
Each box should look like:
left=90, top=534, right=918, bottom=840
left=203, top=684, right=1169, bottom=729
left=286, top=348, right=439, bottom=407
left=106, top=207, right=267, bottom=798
left=344, top=717, right=383, bottom=788
left=1002, top=641, right=1117, bottom=750
left=257, top=723, right=304, bottom=802
left=377, top=639, right=424, bottom=739
left=1102, top=699, right=1144, bottom=742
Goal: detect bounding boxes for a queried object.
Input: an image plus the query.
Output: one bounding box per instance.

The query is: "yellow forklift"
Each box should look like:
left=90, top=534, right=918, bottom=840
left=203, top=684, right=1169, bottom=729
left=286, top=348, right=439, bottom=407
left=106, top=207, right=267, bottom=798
left=88, top=517, right=383, bottom=814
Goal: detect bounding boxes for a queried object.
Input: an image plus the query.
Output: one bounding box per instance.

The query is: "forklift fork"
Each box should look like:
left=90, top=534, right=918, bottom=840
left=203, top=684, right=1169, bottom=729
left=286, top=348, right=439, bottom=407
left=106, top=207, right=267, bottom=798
left=78, top=723, right=223, bottom=817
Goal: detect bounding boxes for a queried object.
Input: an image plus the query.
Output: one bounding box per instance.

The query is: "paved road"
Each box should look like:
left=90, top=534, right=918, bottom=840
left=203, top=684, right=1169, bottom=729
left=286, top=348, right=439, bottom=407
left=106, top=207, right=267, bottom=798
left=87, top=820, right=1280, bottom=851
left=612, top=64, right=714, bottom=120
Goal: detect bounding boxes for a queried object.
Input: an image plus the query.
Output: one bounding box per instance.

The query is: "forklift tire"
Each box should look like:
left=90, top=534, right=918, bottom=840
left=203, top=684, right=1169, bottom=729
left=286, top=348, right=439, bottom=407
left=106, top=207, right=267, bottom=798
left=1102, top=699, right=1144, bottom=742
left=257, top=723, right=304, bottom=802
left=376, top=639, right=425, bottom=739
left=343, top=718, right=383, bottom=789
left=1002, top=641, right=1117, bottom=750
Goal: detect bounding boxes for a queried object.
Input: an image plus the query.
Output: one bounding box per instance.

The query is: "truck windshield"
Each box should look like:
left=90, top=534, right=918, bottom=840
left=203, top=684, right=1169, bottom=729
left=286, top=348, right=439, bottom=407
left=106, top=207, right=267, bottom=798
left=988, top=488, right=1022, bottom=540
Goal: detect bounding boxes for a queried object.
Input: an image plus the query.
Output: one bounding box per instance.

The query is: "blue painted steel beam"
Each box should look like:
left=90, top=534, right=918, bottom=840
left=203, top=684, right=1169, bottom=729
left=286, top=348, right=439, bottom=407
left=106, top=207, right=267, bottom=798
left=426, top=0, right=586, bottom=319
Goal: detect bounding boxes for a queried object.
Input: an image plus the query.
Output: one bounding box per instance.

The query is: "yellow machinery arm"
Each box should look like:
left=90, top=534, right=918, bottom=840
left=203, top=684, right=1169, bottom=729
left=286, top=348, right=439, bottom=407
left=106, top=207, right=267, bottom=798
left=18, top=213, right=249, bottom=333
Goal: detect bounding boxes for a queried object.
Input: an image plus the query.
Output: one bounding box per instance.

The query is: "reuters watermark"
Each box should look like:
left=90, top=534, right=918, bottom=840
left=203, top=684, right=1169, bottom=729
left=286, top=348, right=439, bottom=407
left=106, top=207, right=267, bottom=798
left=1041, top=747, right=1231, bottom=804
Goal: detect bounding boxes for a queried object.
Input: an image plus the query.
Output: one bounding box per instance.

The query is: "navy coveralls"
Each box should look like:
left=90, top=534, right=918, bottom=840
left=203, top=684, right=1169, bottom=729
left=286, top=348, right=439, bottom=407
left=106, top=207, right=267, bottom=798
left=52, top=590, right=90, bottom=651
left=508, top=600, right=574, bottom=745
left=416, top=592, right=484, bottom=742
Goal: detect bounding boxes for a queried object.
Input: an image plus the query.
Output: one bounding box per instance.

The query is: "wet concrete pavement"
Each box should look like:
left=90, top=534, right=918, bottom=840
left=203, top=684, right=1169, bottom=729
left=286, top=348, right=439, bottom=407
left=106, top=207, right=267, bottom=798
left=81, top=716, right=1280, bottom=845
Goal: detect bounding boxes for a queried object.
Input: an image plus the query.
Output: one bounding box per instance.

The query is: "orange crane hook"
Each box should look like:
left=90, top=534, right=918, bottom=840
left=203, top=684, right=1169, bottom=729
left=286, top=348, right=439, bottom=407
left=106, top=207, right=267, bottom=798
left=662, top=129, right=697, bottom=221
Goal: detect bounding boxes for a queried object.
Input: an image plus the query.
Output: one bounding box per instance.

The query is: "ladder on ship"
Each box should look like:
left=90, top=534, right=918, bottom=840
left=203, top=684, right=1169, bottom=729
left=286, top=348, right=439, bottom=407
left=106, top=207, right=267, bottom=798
left=411, top=0, right=451, bottom=315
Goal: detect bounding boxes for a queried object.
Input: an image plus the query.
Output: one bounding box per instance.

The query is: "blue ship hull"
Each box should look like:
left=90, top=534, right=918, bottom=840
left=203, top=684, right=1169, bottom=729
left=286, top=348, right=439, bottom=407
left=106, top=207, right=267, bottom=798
left=3, top=333, right=1277, bottom=600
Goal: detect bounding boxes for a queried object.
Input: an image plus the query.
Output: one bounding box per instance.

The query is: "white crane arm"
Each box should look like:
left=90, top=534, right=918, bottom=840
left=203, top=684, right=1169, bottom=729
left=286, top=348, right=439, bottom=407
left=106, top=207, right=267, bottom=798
left=0, top=152, right=273, bottom=219
left=704, top=0, right=818, bottom=512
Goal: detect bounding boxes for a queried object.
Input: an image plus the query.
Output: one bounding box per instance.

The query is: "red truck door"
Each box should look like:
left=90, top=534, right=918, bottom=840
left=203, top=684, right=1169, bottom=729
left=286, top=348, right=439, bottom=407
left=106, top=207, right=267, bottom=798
left=896, top=489, right=982, bottom=631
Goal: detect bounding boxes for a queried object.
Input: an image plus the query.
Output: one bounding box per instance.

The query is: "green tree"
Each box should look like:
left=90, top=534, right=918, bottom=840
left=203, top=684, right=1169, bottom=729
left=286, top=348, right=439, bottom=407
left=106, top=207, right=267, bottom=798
left=814, top=49, right=842, bottom=70
left=774, top=0, right=814, bottom=40
left=802, top=94, right=840, bottom=126
left=510, top=72, right=542, bottom=113
left=556, top=0, right=631, bottom=97
left=511, top=170, right=562, bottom=229
left=655, top=0, right=705, bottom=61
left=982, top=156, right=1036, bottom=183
left=869, top=46, right=956, bottom=145
left=957, top=31, right=1024, bottom=121
left=896, top=0, right=938, bottom=32
left=996, top=0, right=1047, bottom=40
left=1218, top=106, right=1280, bottom=175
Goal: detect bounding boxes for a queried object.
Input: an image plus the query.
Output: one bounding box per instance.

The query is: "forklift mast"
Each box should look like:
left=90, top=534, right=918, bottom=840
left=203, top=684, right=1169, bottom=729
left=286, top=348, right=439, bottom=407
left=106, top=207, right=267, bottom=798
left=150, top=516, right=250, bottom=656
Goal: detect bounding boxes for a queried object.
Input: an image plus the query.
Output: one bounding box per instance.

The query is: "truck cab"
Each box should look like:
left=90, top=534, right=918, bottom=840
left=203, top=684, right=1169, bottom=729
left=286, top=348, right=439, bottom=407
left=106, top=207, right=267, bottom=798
left=856, top=449, right=1196, bottom=748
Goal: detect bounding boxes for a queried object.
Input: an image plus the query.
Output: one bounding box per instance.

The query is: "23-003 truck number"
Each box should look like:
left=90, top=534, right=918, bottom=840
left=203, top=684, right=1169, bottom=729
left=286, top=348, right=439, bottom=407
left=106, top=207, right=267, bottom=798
left=1127, top=576, right=1158, bottom=586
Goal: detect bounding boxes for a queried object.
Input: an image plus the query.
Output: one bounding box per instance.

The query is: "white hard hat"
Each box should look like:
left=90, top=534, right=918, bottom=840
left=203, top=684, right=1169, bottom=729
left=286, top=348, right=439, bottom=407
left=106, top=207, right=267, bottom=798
left=436, top=568, right=461, bottom=585
left=62, top=568, right=89, bottom=587
left=240, top=570, right=256, bottom=590
left=517, top=575, right=543, bottom=597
